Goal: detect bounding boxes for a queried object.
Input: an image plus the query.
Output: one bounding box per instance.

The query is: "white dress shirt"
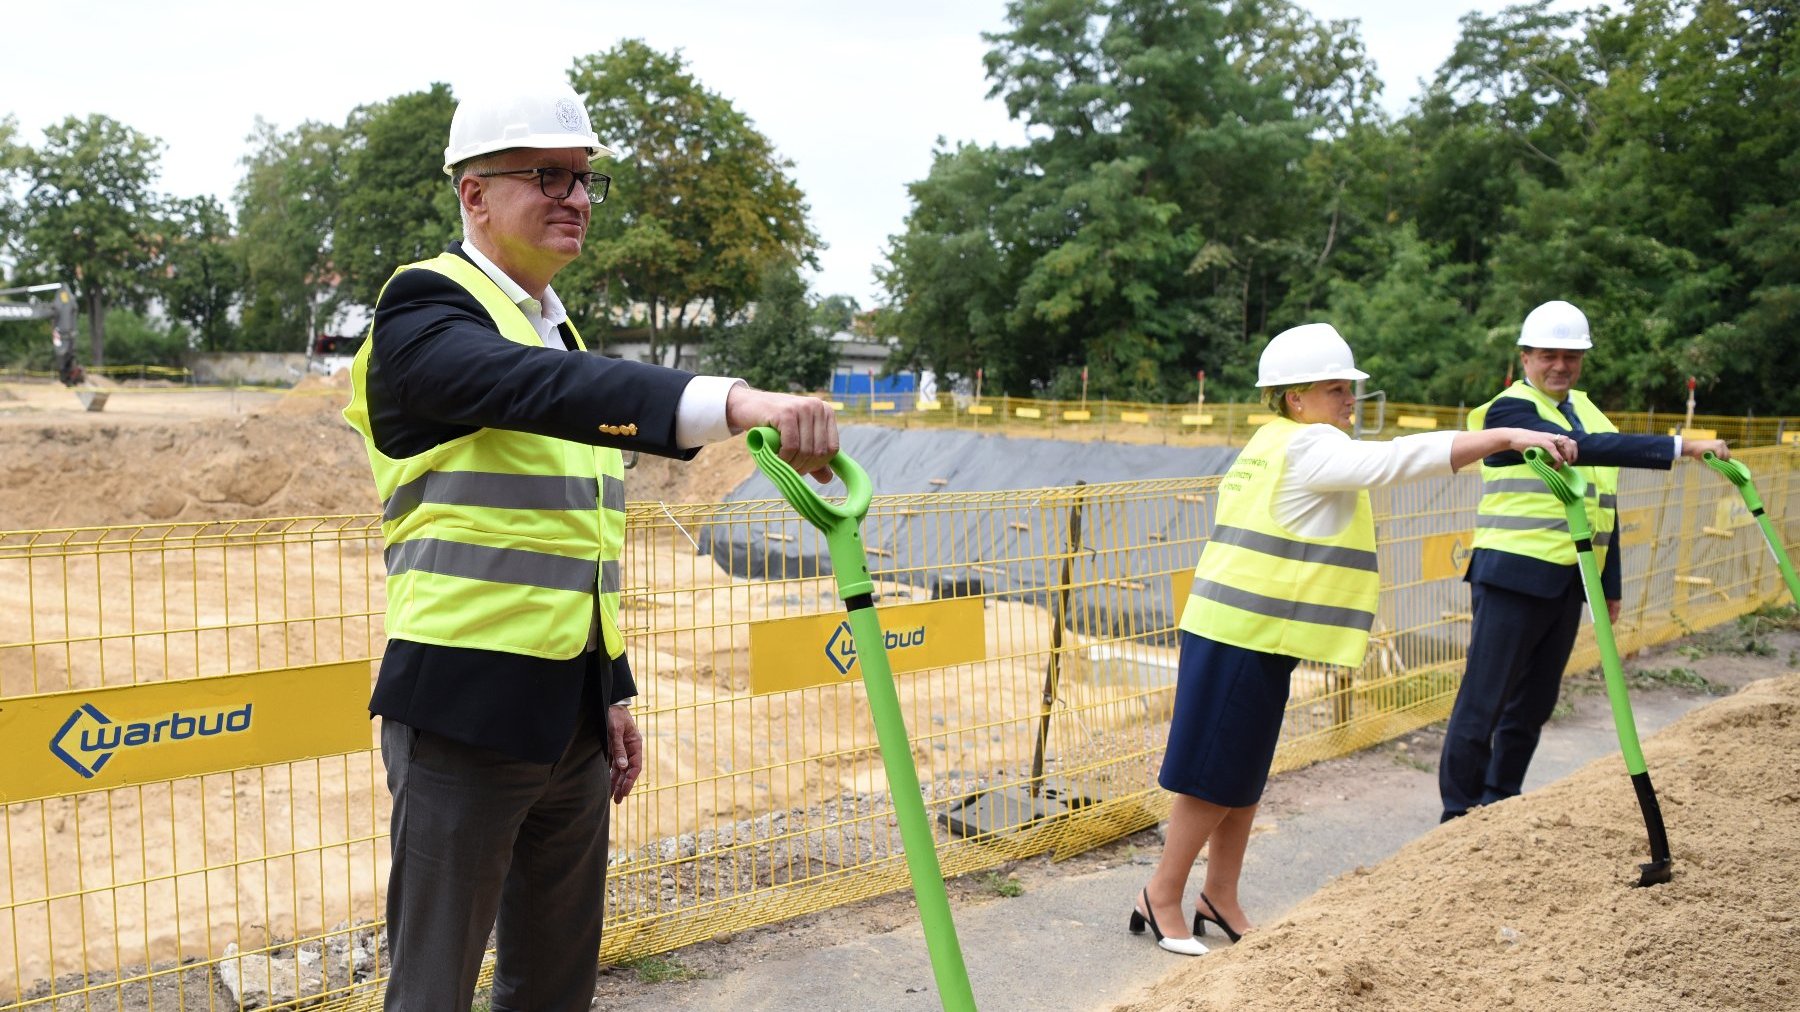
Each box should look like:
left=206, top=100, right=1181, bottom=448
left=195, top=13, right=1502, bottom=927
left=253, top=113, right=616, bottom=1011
left=1273, top=425, right=1459, bottom=538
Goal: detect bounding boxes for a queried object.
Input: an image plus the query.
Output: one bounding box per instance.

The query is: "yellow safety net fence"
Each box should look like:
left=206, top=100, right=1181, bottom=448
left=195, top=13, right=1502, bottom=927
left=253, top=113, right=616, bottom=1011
left=1, top=449, right=1795, bottom=1010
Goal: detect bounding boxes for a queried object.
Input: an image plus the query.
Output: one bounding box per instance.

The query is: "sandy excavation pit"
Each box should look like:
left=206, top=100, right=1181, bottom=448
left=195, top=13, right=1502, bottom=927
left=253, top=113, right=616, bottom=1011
left=1116, top=672, right=1800, bottom=1012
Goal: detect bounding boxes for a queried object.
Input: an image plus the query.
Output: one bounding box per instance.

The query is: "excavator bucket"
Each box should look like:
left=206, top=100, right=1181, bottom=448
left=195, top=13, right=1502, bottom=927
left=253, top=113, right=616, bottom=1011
left=75, top=387, right=108, bottom=411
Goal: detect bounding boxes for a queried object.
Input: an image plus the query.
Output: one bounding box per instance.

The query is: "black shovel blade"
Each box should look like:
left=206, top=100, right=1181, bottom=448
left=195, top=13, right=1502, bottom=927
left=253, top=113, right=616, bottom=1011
left=1636, top=858, right=1674, bottom=887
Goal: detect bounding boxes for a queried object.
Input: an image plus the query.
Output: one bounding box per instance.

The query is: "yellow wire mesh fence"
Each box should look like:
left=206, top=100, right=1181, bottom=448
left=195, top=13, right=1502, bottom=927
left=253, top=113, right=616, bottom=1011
left=2, top=447, right=1797, bottom=1009
left=825, top=392, right=1800, bottom=448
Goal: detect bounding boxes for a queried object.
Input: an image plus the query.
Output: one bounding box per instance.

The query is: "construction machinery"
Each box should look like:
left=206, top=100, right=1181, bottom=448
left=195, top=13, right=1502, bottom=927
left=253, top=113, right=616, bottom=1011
left=0, top=282, right=106, bottom=410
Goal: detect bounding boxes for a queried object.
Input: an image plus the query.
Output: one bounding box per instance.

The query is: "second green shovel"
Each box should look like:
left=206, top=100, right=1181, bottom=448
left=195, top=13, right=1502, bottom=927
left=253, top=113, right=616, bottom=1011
left=1523, top=447, right=1673, bottom=886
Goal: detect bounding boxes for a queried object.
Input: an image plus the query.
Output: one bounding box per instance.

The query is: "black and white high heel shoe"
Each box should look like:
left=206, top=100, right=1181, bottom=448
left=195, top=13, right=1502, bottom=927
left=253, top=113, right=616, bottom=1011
left=1191, top=891, right=1245, bottom=943
left=1128, top=888, right=1208, bottom=956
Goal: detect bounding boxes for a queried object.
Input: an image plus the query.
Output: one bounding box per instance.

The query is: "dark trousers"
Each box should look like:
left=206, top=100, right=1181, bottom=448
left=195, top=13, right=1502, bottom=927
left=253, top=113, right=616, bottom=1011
left=1439, top=580, right=1585, bottom=820
left=381, top=708, right=612, bottom=1012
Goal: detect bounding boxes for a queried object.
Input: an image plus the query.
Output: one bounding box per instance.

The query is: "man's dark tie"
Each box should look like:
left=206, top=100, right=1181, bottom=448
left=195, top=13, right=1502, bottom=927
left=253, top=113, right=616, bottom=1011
left=1557, top=398, right=1586, bottom=435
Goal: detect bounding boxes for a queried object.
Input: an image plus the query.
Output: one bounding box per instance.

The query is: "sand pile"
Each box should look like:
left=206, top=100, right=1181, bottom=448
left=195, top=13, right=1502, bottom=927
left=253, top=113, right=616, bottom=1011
left=0, top=394, right=376, bottom=529
left=0, top=382, right=758, bottom=531
left=1117, top=673, right=1800, bottom=1012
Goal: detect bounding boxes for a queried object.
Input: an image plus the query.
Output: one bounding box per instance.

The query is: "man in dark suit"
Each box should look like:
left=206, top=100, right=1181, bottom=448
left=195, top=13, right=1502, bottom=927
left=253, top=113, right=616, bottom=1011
left=342, top=79, right=837, bottom=1011
left=1438, top=300, right=1727, bottom=822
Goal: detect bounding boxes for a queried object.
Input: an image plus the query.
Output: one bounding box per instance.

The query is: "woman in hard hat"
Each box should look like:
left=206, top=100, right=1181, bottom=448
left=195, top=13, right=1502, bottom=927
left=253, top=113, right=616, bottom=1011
left=1130, top=323, right=1574, bottom=956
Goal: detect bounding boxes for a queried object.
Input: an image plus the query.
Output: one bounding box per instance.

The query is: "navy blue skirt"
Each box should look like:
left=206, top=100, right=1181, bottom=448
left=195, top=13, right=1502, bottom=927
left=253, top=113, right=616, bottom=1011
left=1158, top=630, right=1301, bottom=808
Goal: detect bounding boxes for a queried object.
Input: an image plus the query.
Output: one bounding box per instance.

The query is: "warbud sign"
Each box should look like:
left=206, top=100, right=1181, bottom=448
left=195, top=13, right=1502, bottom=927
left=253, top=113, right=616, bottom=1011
left=51, top=702, right=256, bottom=778
left=748, top=598, right=986, bottom=695
left=1, top=661, right=371, bottom=803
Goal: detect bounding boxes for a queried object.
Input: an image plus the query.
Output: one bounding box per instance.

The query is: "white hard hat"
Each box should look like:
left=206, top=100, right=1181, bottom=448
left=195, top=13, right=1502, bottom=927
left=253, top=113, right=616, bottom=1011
left=443, top=80, right=616, bottom=176
left=1518, top=300, right=1593, bottom=350
left=1256, top=323, right=1370, bottom=387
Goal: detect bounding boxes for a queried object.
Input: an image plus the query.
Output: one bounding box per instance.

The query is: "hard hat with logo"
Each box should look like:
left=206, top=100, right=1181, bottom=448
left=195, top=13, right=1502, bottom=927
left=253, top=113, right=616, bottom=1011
left=1256, top=323, right=1370, bottom=387
left=1517, top=300, right=1593, bottom=350
left=443, top=80, right=616, bottom=176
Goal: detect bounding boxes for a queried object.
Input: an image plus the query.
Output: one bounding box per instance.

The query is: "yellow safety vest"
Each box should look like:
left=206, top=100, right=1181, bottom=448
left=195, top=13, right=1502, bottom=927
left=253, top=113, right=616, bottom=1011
left=1468, top=383, right=1618, bottom=569
left=1179, top=417, right=1381, bottom=668
left=343, top=252, right=627, bottom=661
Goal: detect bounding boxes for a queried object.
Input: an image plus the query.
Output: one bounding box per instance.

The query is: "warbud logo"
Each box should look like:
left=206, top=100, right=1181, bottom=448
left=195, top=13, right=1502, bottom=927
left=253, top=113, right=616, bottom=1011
left=823, top=622, right=927, bottom=677
left=49, top=702, right=255, bottom=779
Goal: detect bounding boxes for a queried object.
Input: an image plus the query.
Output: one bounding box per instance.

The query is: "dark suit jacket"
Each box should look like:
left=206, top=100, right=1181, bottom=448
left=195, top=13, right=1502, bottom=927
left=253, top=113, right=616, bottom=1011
left=1466, top=388, right=1676, bottom=603
left=364, top=242, right=699, bottom=763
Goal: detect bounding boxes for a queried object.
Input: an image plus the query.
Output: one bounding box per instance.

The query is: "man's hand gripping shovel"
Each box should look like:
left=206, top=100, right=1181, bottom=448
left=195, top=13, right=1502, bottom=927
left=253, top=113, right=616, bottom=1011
left=747, top=427, right=978, bottom=1012
left=1524, top=448, right=1673, bottom=886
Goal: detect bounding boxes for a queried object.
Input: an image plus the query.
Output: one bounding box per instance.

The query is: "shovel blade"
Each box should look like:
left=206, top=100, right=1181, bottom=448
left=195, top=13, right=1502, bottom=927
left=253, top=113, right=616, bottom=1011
left=1635, top=858, right=1674, bottom=888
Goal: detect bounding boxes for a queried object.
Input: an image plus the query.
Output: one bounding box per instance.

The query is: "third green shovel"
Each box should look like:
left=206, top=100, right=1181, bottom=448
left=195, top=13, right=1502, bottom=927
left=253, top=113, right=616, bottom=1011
left=1701, top=451, right=1800, bottom=607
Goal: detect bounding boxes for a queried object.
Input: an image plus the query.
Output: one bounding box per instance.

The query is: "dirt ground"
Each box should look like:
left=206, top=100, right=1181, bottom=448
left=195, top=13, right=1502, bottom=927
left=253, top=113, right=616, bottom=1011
left=0, top=377, right=766, bottom=531
left=1110, top=678, right=1800, bottom=1010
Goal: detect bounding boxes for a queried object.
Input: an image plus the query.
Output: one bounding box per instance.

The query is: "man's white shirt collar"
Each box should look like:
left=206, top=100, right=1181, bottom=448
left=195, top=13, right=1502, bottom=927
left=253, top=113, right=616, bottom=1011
left=461, top=240, right=570, bottom=348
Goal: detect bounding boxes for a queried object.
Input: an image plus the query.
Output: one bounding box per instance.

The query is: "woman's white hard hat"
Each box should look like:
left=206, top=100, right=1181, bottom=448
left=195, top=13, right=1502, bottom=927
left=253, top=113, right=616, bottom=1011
left=1517, top=300, right=1593, bottom=350
left=1256, top=323, right=1370, bottom=387
left=443, top=80, right=615, bottom=176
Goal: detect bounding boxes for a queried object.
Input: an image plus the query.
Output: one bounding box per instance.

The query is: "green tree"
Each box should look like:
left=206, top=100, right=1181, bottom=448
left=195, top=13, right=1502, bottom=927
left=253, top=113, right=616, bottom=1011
left=1326, top=223, right=1491, bottom=404
left=236, top=118, right=346, bottom=352
left=810, top=293, right=860, bottom=335
left=565, top=41, right=820, bottom=367
left=160, top=195, right=242, bottom=351
left=883, top=0, right=1377, bottom=403
left=876, top=141, right=1035, bottom=393
left=0, top=115, right=164, bottom=366
left=100, top=308, right=189, bottom=368
left=332, top=84, right=460, bottom=311
left=703, top=263, right=837, bottom=391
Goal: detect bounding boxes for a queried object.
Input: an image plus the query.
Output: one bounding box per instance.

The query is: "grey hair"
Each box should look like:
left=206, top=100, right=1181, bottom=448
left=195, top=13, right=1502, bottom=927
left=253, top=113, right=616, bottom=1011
left=451, top=151, right=509, bottom=239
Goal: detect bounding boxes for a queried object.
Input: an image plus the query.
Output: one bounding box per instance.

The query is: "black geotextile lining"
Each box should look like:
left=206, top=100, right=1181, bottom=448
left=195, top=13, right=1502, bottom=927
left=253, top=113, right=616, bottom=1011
left=697, top=426, right=1243, bottom=643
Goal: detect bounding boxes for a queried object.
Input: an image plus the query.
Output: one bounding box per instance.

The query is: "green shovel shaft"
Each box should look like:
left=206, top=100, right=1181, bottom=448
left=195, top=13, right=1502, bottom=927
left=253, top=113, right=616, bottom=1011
left=1753, top=509, right=1800, bottom=605
left=1522, top=448, right=1649, bottom=774
left=845, top=604, right=977, bottom=1012
left=1569, top=537, right=1649, bottom=776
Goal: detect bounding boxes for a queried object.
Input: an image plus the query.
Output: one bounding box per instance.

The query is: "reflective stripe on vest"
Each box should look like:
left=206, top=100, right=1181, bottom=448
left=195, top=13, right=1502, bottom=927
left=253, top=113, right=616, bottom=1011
left=382, top=472, right=622, bottom=522
left=383, top=539, right=621, bottom=596
left=343, top=251, right=629, bottom=661
left=1468, top=384, right=1619, bottom=569
left=1178, top=418, right=1380, bottom=668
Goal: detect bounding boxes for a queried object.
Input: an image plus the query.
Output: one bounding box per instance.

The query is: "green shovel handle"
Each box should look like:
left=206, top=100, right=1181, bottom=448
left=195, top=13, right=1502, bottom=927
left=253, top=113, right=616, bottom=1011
left=1702, top=451, right=1763, bottom=511
left=1523, top=448, right=1591, bottom=535
left=745, top=426, right=874, bottom=528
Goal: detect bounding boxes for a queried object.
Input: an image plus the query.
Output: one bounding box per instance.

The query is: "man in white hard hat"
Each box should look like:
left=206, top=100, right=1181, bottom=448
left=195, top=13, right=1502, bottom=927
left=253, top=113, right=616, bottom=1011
left=342, top=79, right=837, bottom=1011
left=1438, top=300, right=1728, bottom=822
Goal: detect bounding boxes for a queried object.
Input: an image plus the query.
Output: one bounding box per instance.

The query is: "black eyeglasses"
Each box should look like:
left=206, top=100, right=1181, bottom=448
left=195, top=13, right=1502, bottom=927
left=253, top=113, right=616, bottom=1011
left=474, top=166, right=611, bottom=204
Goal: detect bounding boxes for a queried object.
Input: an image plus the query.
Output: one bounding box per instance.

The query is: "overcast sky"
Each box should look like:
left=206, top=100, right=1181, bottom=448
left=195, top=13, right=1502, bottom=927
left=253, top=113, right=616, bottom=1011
left=3, top=1, right=1579, bottom=306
